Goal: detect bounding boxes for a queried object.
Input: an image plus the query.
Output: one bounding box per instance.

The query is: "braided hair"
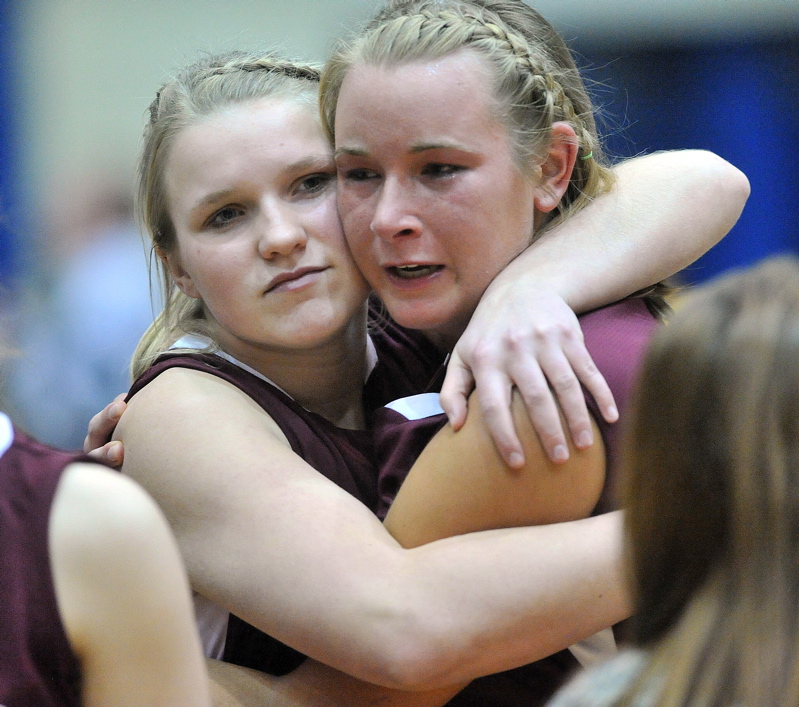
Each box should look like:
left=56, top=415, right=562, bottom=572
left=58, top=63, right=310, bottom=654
left=133, top=50, right=322, bottom=378
left=321, top=0, right=613, bottom=233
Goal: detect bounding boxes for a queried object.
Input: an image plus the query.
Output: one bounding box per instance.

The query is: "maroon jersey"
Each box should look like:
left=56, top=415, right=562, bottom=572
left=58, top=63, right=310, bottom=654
left=372, top=298, right=660, bottom=706
left=124, top=309, right=438, bottom=675
left=0, top=415, right=85, bottom=707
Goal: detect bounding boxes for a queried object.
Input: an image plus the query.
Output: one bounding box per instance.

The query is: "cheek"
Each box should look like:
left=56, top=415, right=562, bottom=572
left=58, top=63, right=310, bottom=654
left=313, top=198, right=348, bottom=246
left=339, top=208, right=374, bottom=263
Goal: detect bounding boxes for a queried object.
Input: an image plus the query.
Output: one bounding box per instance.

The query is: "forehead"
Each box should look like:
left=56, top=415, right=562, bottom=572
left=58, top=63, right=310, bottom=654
left=173, top=97, right=326, bottom=164
left=334, top=50, right=507, bottom=149
left=165, top=97, right=330, bottom=199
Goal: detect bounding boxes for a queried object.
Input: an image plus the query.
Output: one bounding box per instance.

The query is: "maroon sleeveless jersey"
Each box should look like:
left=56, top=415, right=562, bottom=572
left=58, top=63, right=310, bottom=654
left=124, top=308, right=438, bottom=676
left=372, top=298, right=660, bottom=706
left=0, top=417, right=84, bottom=707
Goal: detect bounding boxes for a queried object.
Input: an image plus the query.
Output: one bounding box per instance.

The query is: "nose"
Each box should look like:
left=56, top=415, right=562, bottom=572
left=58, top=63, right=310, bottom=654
left=257, top=201, right=307, bottom=259
left=369, top=177, right=422, bottom=242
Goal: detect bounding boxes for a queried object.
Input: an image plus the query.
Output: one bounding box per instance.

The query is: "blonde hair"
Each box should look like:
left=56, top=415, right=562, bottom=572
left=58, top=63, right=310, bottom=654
left=320, top=0, right=615, bottom=233
left=618, top=256, right=799, bottom=706
left=132, top=51, right=321, bottom=379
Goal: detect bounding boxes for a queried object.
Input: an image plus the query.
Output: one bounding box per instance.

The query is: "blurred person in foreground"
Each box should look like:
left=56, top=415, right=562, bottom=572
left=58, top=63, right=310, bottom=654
left=549, top=256, right=799, bottom=707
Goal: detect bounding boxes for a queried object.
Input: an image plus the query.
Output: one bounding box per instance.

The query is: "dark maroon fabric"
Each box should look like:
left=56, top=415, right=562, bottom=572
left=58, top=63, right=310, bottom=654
left=374, top=298, right=658, bottom=518
left=372, top=298, right=660, bottom=706
left=127, top=352, right=383, bottom=675
left=363, top=296, right=448, bottom=414
left=124, top=313, right=438, bottom=676
left=0, top=427, right=84, bottom=707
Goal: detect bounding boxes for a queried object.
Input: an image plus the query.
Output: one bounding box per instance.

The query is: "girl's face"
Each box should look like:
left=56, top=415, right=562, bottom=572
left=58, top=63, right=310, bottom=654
left=334, top=50, right=545, bottom=349
left=164, top=97, right=370, bottom=363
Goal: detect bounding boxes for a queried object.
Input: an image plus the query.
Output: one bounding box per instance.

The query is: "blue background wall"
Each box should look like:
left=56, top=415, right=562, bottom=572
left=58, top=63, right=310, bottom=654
left=580, top=36, right=799, bottom=284
left=0, top=0, right=20, bottom=286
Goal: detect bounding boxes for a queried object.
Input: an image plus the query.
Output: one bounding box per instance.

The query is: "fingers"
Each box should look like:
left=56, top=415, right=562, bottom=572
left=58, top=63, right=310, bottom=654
left=84, top=395, right=127, bottom=454
left=564, top=344, right=618, bottom=425
left=86, top=441, right=125, bottom=468
left=470, top=369, right=528, bottom=469
left=439, top=355, right=475, bottom=431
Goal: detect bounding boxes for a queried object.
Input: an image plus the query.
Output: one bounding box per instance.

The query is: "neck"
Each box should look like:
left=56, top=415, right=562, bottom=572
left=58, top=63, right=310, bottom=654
left=211, top=307, right=370, bottom=430
left=420, top=313, right=471, bottom=353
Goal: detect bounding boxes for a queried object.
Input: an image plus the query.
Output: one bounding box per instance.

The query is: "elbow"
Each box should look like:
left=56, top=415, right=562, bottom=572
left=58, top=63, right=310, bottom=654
left=716, top=152, right=751, bottom=216
left=701, top=150, right=751, bottom=236
left=348, top=604, right=472, bottom=690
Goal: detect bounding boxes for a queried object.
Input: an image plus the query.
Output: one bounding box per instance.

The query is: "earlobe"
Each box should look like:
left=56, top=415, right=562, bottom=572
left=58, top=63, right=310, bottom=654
left=533, top=122, right=578, bottom=214
left=158, top=246, right=200, bottom=299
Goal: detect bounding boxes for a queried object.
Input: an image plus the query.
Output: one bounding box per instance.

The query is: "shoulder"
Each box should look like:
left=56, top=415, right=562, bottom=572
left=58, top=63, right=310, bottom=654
left=50, top=462, right=172, bottom=561
left=548, top=649, right=650, bottom=707
left=579, top=298, right=660, bottom=349
left=122, top=364, right=287, bottom=445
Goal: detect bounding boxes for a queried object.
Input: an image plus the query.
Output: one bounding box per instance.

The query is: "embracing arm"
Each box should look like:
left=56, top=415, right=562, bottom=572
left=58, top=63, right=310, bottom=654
left=384, top=390, right=605, bottom=547
left=50, top=463, right=211, bottom=706
left=443, top=149, right=749, bottom=465
left=208, top=659, right=462, bottom=707
left=116, top=368, right=629, bottom=691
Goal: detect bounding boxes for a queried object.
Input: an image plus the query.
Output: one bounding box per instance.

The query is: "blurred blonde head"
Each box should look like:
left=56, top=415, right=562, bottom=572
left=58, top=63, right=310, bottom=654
left=620, top=255, right=799, bottom=705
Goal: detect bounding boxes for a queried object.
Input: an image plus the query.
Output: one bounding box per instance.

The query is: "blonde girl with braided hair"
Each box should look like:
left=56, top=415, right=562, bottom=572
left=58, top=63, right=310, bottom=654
left=306, top=0, right=737, bottom=702
left=110, top=47, right=629, bottom=707
left=85, top=22, right=747, bottom=707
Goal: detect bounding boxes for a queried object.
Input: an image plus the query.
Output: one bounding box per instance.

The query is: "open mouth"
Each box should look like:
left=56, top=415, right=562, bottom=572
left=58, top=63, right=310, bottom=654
left=389, top=264, right=443, bottom=279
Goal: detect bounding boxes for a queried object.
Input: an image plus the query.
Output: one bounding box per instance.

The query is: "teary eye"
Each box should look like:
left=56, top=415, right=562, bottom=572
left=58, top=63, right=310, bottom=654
left=422, top=163, right=463, bottom=178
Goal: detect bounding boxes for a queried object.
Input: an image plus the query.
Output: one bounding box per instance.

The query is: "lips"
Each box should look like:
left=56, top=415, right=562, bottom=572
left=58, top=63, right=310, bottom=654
left=387, top=264, right=443, bottom=279
left=265, top=266, right=327, bottom=293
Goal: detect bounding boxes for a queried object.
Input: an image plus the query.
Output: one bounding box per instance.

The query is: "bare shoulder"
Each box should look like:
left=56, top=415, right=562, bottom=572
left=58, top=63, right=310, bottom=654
left=50, top=461, right=212, bottom=705
left=50, top=461, right=169, bottom=556
left=48, top=461, right=184, bottom=647
left=116, top=366, right=287, bottom=445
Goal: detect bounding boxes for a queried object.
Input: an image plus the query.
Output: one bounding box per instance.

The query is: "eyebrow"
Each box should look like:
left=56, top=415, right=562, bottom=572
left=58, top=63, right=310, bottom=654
left=191, top=188, right=235, bottom=213
left=334, top=141, right=472, bottom=158
left=189, top=154, right=333, bottom=212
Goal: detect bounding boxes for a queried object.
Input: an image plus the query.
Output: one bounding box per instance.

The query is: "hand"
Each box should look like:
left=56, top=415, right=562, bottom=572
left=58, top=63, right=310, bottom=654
left=83, top=393, right=127, bottom=467
left=440, top=286, right=618, bottom=467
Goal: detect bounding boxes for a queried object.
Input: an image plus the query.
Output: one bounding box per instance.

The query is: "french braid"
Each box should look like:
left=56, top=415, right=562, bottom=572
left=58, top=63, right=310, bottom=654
left=321, top=0, right=670, bottom=314
left=321, top=1, right=613, bottom=230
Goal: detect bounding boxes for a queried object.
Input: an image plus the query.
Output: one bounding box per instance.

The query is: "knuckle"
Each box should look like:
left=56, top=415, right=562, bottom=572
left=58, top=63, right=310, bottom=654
left=470, top=343, right=499, bottom=367
left=525, top=387, right=551, bottom=407
left=579, top=360, right=600, bottom=378
left=551, top=372, right=580, bottom=391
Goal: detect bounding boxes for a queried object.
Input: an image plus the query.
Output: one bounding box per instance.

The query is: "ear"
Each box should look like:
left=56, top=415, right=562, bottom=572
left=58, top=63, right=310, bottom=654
left=157, top=246, right=200, bottom=299
left=532, top=122, right=578, bottom=214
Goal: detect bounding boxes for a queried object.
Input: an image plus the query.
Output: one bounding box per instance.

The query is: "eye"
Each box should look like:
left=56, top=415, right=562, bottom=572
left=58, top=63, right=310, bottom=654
left=295, top=172, right=334, bottom=196
left=207, top=205, right=245, bottom=229
left=340, top=168, right=380, bottom=182
left=422, top=163, right=464, bottom=178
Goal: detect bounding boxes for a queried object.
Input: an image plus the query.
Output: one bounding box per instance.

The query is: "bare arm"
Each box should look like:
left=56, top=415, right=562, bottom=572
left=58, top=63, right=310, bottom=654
left=208, top=660, right=463, bottom=707
left=49, top=462, right=211, bottom=706
left=116, top=367, right=629, bottom=690
left=442, top=149, right=750, bottom=465
left=385, top=390, right=605, bottom=547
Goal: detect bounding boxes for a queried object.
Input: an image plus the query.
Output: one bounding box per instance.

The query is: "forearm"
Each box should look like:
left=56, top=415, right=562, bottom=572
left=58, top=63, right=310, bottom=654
left=213, top=510, right=628, bottom=691
left=388, top=511, right=629, bottom=687
left=208, top=659, right=463, bottom=707
left=492, top=149, right=749, bottom=312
